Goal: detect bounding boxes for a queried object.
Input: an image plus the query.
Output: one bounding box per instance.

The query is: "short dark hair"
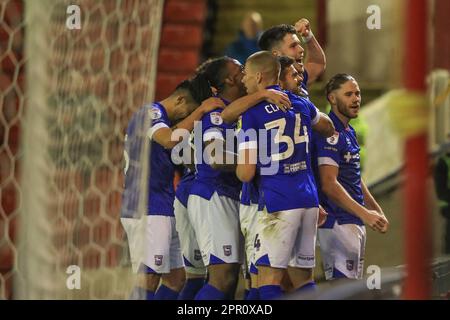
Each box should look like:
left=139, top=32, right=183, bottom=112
left=325, top=73, right=356, bottom=101
left=278, top=56, right=295, bottom=81
left=173, top=73, right=213, bottom=105
left=195, top=56, right=234, bottom=94
left=259, top=24, right=297, bottom=50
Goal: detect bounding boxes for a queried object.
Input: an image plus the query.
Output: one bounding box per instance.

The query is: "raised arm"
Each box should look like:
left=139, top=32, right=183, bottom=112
left=294, top=18, right=326, bottom=85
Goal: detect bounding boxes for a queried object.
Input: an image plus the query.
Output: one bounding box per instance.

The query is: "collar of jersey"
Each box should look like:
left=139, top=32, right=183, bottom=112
left=329, top=111, right=350, bottom=132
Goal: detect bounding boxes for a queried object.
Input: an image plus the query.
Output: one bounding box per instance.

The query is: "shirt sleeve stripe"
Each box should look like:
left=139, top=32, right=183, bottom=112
left=239, top=141, right=257, bottom=151
left=147, top=122, right=169, bottom=140
left=311, top=107, right=320, bottom=125
left=204, top=131, right=224, bottom=142
left=318, top=157, right=339, bottom=167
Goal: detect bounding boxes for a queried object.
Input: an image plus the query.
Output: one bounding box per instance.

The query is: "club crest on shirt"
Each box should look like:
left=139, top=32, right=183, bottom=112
left=327, top=132, right=339, bottom=145
left=194, top=250, right=202, bottom=261
left=150, top=107, right=162, bottom=120
left=154, top=255, right=163, bottom=266
left=210, top=112, right=223, bottom=125
left=223, top=245, right=232, bottom=256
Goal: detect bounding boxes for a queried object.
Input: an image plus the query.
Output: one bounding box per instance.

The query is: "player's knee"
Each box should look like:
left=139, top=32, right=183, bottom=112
left=185, top=266, right=207, bottom=277
left=288, top=267, right=314, bottom=289
left=161, top=268, right=186, bottom=292
left=257, top=266, right=285, bottom=285
left=139, top=273, right=160, bottom=292
left=208, top=263, right=240, bottom=292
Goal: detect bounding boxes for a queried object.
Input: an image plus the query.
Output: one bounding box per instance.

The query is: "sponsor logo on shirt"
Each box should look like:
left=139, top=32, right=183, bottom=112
left=283, top=161, right=307, bottom=173
left=344, top=152, right=360, bottom=163
left=324, top=146, right=338, bottom=152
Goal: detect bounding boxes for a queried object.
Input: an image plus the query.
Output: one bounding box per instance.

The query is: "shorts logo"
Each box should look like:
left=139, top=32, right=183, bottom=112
left=327, top=132, right=339, bottom=145
left=210, top=112, right=223, bottom=125
left=346, top=260, right=354, bottom=271
left=194, top=250, right=202, bottom=261
left=154, top=255, right=163, bottom=266
left=223, top=245, right=232, bottom=257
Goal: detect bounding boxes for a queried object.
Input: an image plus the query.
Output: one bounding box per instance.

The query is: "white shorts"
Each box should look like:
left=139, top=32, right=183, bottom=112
left=187, top=192, right=243, bottom=266
left=120, top=215, right=184, bottom=274
left=239, top=203, right=259, bottom=274
left=173, top=198, right=207, bottom=275
left=254, top=207, right=319, bottom=269
left=317, top=221, right=366, bottom=280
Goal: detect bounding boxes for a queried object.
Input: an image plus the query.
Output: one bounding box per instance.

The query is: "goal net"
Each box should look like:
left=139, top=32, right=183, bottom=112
left=0, top=0, right=164, bottom=299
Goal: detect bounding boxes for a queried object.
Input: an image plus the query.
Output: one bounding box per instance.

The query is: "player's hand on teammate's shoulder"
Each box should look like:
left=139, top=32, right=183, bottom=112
left=318, top=205, right=328, bottom=227
left=363, top=209, right=389, bottom=233
left=199, top=97, right=226, bottom=113
left=265, top=89, right=292, bottom=112
left=294, top=18, right=311, bottom=38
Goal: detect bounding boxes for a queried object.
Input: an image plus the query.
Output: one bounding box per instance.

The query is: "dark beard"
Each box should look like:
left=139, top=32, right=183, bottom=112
left=336, top=101, right=357, bottom=119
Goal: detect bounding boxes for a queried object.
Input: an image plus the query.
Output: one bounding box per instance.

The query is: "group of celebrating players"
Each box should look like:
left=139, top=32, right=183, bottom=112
left=120, top=18, right=389, bottom=300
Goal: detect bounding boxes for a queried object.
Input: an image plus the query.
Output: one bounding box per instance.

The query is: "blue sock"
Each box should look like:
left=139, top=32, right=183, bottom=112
left=258, top=285, right=283, bottom=300
left=129, top=286, right=155, bottom=300
left=194, top=283, right=227, bottom=300
left=178, top=278, right=205, bottom=300
left=296, top=281, right=317, bottom=293
left=243, top=289, right=250, bottom=300
left=246, top=288, right=260, bottom=300
left=154, top=284, right=179, bottom=300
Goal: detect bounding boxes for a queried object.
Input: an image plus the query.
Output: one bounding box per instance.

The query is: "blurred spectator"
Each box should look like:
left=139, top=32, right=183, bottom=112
left=434, top=147, right=450, bottom=254
left=224, top=11, right=263, bottom=64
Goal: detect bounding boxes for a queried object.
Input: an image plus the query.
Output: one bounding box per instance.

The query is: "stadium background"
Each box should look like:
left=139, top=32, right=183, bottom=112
left=0, top=0, right=448, bottom=299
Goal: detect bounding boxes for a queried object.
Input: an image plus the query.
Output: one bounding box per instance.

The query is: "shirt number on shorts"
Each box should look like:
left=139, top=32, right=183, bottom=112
left=254, top=234, right=261, bottom=251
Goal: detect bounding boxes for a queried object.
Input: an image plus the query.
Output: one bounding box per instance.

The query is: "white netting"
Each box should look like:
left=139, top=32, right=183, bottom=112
left=0, top=0, right=164, bottom=299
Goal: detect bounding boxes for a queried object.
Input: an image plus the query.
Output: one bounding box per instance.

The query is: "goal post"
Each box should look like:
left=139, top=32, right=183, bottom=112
left=0, top=0, right=164, bottom=299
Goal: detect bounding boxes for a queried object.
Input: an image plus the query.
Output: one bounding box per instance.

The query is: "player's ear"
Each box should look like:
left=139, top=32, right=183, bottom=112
left=328, top=93, right=336, bottom=105
left=256, top=72, right=262, bottom=84
left=175, top=95, right=186, bottom=107
left=271, top=49, right=281, bottom=57
left=210, top=86, right=218, bottom=95
left=224, top=76, right=234, bottom=86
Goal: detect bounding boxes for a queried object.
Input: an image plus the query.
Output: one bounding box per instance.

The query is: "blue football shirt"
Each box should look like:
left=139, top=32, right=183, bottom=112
left=121, top=102, right=177, bottom=218
left=190, top=103, right=242, bottom=201
left=175, top=167, right=195, bottom=208
left=239, top=85, right=319, bottom=213
left=311, top=111, right=364, bottom=226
